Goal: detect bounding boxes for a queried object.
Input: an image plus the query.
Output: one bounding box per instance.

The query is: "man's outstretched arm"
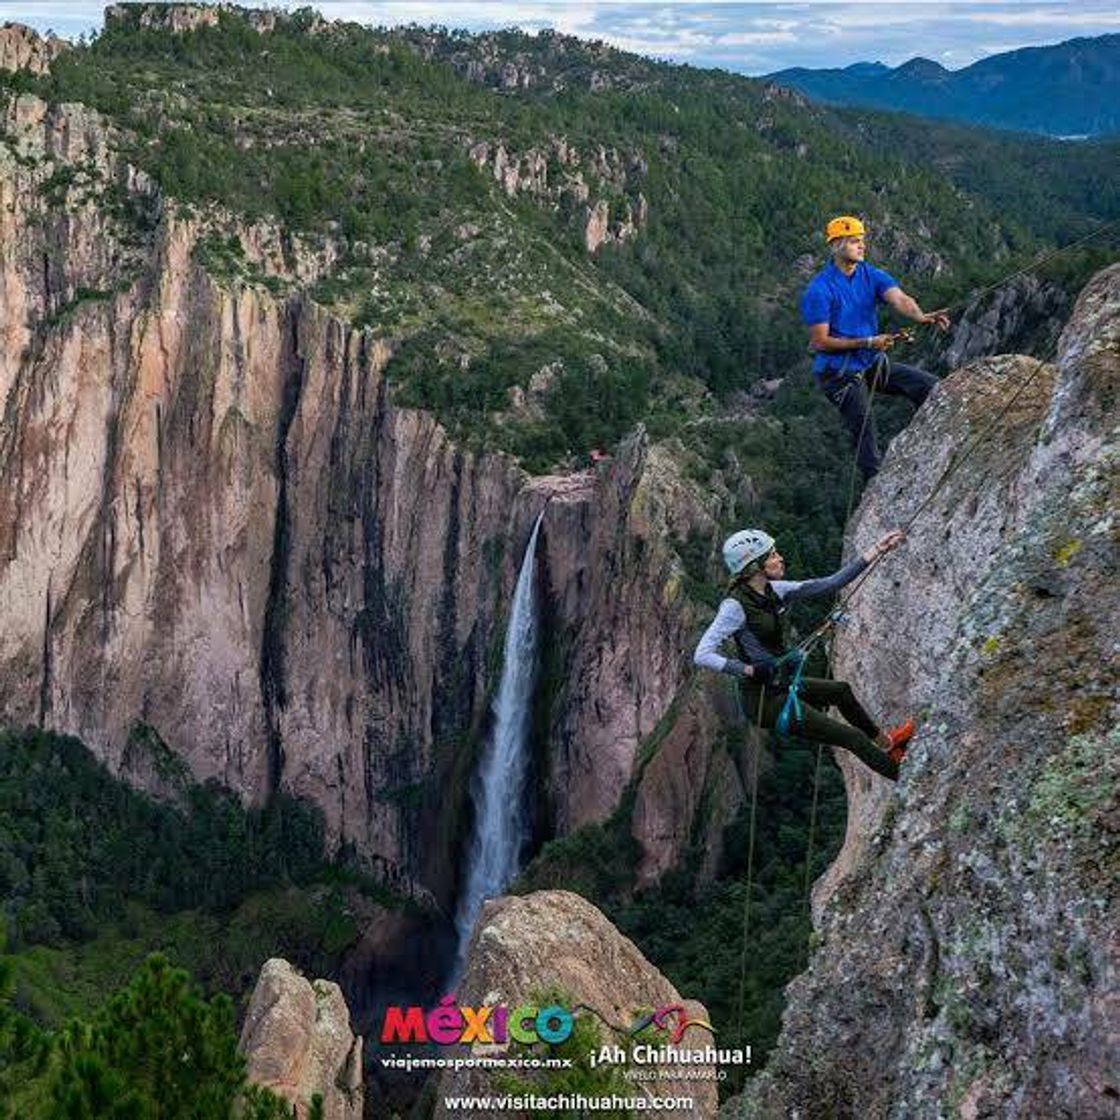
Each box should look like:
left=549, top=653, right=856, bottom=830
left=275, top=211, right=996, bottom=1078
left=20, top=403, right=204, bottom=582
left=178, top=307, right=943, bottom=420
left=882, top=287, right=951, bottom=330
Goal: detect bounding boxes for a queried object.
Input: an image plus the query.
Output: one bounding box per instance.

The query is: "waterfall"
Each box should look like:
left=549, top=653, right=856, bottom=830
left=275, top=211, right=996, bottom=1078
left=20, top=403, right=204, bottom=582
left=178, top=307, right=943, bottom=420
left=453, top=512, right=544, bottom=969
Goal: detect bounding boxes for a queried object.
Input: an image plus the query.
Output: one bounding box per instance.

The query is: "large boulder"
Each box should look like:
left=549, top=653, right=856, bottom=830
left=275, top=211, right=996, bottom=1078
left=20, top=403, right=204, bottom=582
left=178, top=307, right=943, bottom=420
left=436, top=890, right=721, bottom=1118
left=240, top=958, right=363, bottom=1120
left=728, top=265, right=1119, bottom=1118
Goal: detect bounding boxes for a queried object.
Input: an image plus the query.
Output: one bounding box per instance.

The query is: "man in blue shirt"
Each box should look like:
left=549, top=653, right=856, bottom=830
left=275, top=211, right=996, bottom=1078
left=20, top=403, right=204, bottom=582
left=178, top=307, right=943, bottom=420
left=801, top=215, right=951, bottom=480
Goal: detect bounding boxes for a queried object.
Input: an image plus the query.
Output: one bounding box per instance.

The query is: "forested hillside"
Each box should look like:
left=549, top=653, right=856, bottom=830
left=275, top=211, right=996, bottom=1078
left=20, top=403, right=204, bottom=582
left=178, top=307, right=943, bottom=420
left=0, top=728, right=406, bottom=1013
left=0, top=728, right=406, bottom=1115
left=5, top=5, right=1115, bottom=576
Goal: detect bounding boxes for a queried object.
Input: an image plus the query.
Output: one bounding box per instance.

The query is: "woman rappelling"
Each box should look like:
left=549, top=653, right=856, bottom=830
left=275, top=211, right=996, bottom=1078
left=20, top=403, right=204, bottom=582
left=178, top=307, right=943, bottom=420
left=693, top=528, right=915, bottom=780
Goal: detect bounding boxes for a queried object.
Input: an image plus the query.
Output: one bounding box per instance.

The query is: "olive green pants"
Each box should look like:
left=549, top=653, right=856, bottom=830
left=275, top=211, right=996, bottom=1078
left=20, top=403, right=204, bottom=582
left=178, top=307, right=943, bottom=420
left=743, top=677, right=898, bottom=781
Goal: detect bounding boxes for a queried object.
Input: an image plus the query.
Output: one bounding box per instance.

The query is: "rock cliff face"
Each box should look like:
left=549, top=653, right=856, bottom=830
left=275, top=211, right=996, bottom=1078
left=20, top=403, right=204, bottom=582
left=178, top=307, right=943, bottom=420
left=0, top=24, right=68, bottom=76
left=939, top=272, right=1071, bottom=372
left=104, top=3, right=283, bottom=35
left=525, top=444, right=716, bottom=836
left=629, top=675, right=748, bottom=887
left=437, top=890, right=719, bottom=1118
left=240, top=958, right=363, bottom=1120
left=0, top=95, right=710, bottom=904
left=730, top=266, right=1118, bottom=1118
left=466, top=136, right=648, bottom=254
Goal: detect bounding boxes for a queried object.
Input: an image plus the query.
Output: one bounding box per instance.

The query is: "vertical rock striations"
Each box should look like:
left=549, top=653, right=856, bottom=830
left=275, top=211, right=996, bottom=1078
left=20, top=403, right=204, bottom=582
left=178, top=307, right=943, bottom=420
left=730, top=265, right=1119, bottom=1119
left=524, top=441, right=717, bottom=837
left=0, top=97, right=714, bottom=905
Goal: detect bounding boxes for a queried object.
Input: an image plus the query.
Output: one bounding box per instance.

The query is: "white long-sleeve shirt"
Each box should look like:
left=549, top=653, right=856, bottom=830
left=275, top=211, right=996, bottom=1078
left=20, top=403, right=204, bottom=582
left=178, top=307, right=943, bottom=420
left=693, top=558, right=868, bottom=676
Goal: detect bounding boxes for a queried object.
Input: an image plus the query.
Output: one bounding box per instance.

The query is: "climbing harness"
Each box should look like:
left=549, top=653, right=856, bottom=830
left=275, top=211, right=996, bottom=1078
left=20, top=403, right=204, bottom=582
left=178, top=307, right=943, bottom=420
left=774, top=649, right=808, bottom=738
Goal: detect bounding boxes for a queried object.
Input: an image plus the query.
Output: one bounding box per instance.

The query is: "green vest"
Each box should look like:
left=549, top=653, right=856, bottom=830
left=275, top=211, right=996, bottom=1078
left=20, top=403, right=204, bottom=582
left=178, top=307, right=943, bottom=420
left=730, top=583, right=790, bottom=661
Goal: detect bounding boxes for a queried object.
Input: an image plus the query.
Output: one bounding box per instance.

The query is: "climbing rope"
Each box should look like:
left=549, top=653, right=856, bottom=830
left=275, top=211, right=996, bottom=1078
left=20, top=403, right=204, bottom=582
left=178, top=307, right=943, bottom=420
left=935, top=215, right=1120, bottom=321
left=733, top=641, right=811, bottom=1037
left=841, top=352, right=887, bottom=533
left=734, top=682, right=766, bottom=1045
left=803, top=744, right=824, bottom=903
left=795, top=332, right=1061, bottom=665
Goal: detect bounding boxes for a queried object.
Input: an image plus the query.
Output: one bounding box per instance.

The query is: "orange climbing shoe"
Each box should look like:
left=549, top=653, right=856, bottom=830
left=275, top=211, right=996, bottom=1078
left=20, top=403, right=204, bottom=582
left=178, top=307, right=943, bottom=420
left=886, top=718, right=916, bottom=765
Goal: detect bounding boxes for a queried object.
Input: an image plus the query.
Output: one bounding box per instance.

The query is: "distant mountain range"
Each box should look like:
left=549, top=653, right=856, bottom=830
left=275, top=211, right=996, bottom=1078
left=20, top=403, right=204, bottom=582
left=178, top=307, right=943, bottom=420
left=767, top=34, right=1120, bottom=137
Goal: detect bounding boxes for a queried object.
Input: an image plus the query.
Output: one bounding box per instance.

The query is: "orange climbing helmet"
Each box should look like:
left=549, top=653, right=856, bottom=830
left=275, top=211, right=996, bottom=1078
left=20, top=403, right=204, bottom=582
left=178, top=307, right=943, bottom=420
left=825, top=215, right=866, bottom=241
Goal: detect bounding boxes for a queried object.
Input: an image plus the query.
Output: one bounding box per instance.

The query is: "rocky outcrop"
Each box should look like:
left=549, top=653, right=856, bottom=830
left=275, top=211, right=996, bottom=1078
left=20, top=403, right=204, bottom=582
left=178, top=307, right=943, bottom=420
left=0, top=97, right=707, bottom=907
left=105, top=4, right=285, bottom=35
left=0, top=23, right=68, bottom=75
left=106, top=4, right=218, bottom=34
left=401, top=28, right=650, bottom=97
left=760, top=83, right=807, bottom=108
left=467, top=136, right=648, bottom=252
left=585, top=199, right=612, bottom=252
left=630, top=676, right=748, bottom=886
left=240, top=958, right=363, bottom=1120
left=437, top=890, right=720, bottom=1118
left=469, top=140, right=561, bottom=200
left=939, top=272, right=1071, bottom=371
left=870, top=217, right=950, bottom=279
left=527, top=440, right=717, bottom=835
left=729, top=266, right=1119, bottom=1118
left=585, top=193, right=648, bottom=253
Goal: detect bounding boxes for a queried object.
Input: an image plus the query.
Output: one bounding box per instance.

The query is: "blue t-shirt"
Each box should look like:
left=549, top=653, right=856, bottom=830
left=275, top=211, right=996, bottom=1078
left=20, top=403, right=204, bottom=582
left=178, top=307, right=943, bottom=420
left=800, top=261, right=898, bottom=376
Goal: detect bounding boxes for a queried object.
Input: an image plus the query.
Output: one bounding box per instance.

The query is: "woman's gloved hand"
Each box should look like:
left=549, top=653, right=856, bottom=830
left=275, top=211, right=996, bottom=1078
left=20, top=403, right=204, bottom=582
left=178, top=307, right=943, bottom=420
left=749, top=660, right=777, bottom=684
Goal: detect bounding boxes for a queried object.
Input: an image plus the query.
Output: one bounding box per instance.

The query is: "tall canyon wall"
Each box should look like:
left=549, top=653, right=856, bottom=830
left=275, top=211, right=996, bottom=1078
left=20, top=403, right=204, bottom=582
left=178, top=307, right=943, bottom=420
left=0, top=89, right=713, bottom=904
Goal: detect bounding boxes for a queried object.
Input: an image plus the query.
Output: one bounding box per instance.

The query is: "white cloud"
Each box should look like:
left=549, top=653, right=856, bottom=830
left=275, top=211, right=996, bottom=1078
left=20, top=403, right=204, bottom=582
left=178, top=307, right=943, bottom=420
left=715, top=31, right=799, bottom=46
left=5, top=1, right=1119, bottom=72
left=962, top=8, right=1120, bottom=28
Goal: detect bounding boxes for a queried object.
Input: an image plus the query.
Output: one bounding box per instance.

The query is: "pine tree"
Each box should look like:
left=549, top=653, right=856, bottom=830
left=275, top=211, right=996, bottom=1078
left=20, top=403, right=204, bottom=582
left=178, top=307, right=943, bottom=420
left=47, top=955, right=293, bottom=1119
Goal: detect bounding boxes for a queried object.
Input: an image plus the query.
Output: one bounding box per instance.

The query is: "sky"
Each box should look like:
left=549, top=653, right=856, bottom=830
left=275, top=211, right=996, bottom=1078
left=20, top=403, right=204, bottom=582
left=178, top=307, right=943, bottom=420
left=3, top=1, right=1119, bottom=74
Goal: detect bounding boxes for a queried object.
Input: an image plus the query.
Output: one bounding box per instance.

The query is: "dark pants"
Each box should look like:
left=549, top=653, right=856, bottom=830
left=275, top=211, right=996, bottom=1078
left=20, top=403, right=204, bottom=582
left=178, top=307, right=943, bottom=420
left=743, top=677, right=898, bottom=780
left=822, top=358, right=938, bottom=480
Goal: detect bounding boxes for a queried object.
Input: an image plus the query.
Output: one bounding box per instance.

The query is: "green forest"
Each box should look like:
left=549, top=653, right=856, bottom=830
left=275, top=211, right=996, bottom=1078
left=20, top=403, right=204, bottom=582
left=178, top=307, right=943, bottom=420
left=0, top=729, right=398, bottom=1117
left=7, top=5, right=1117, bottom=483
left=1, top=952, right=305, bottom=1118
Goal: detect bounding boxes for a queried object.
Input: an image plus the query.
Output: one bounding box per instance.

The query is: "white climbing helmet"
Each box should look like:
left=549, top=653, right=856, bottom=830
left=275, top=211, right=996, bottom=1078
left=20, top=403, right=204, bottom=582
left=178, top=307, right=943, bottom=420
left=722, top=529, right=775, bottom=576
